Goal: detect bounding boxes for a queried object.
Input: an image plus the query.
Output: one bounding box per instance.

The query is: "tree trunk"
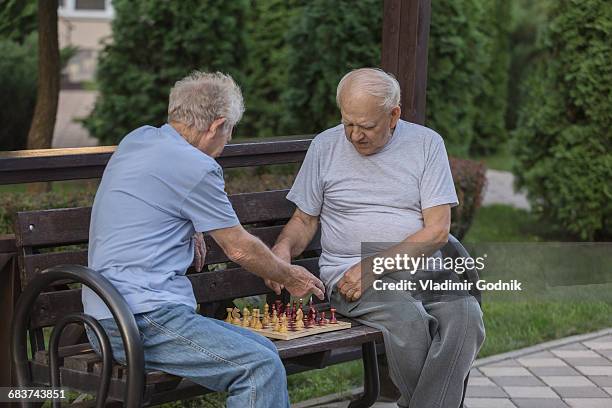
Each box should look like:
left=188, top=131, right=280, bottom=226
left=27, top=0, right=59, bottom=193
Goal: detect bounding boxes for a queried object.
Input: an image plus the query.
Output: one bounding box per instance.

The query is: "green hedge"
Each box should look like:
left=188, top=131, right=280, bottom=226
left=241, top=0, right=305, bottom=138
left=279, top=0, right=382, bottom=135
left=86, top=1, right=510, bottom=154
left=83, top=0, right=249, bottom=145
left=513, top=0, right=612, bottom=240
left=470, top=0, right=511, bottom=155
left=0, top=34, right=37, bottom=151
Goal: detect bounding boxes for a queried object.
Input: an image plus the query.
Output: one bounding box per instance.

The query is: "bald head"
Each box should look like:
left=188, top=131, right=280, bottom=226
left=336, top=68, right=401, bottom=113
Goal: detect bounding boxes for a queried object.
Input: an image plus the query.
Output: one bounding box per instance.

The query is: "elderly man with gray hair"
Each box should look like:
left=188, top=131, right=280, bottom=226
left=271, top=68, right=485, bottom=407
left=82, top=71, right=324, bottom=408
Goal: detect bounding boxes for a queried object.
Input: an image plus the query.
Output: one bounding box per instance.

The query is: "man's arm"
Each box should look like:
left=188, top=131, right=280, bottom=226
left=272, top=208, right=320, bottom=261
left=210, top=224, right=324, bottom=299
left=378, top=203, right=451, bottom=262
left=337, top=204, right=451, bottom=301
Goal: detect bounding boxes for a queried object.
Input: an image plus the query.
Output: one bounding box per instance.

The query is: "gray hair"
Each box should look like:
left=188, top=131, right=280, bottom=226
left=168, top=71, right=245, bottom=132
left=336, top=68, right=401, bottom=112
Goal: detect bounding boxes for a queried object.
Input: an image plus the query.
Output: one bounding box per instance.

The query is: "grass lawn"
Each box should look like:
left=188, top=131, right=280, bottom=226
left=279, top=205, right=611, bottom=405
left=31, top=204, right=612, bottom=407
left=467, top=143, right=515, bottom=172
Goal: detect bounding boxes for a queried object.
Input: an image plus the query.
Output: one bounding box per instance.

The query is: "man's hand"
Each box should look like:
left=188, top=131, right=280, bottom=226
left=337, top=262, right=363, bottom=302
left=283, top=264, right=326, bottom=300
left=193, top=232, right=206, bottom=272
left=264, top=244, right=291, bottom=295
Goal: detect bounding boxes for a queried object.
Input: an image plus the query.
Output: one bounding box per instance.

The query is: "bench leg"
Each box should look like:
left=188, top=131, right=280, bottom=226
left=348, top=342, right=379, bottom=408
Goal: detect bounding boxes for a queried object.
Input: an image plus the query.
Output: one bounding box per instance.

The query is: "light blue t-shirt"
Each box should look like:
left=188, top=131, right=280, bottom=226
left=82, top=124, right=239, bottom=320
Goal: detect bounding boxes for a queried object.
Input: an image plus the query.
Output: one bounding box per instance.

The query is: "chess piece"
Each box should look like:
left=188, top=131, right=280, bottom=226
left=242, top=307, right=251, bottom=327
left=318, top=311, right=328, bottom=325
left=262, top=305, right=270, bottom=328
left=279, top=314, right=288, bottom=333
left=295, top=309, right=304, bottom=331
left=271, top=309, right=278, bottom=325
left=275, top=300, right=283, bottom=315
left=253, top=309, right=263, bottom=329
left=231, top=308, right=241, bottom=325
left=250, top=309, right=259, bottom=328
left=225, top=308, right=233, bottom=323
left=330, top=307, right=338, bottom=324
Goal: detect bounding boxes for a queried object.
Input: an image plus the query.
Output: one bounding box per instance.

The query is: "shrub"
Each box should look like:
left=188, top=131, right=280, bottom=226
left=449, top=158, right=487, bottom=239
left=470, top=0, right=511, bottom=155
left=0, top=34, right=37, bottom=151
left=279, top=0, right=382, bottom=135
left=426, top=0, right=488, bottom=156
left=513, top=0, right=612, bottom=240
left=241, top=0, right=306, bottom=138
left=83, top=0, right=249, bottom=145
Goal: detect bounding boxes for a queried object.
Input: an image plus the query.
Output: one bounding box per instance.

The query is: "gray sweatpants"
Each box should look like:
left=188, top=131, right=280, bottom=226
left=330, top=270, right=485, bottom=408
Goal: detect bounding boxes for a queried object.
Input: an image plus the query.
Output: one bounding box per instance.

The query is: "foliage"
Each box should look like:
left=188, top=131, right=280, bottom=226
left=0, top=0, right=37, bottom=43
left=279, top=0, right=382, bottom=135
left=513, top=0, right=612, bottom=240
left=0, top=33, right=79, bottom=152
left=0, top=34, right=37, bottom=151
left=470, top=0, right=511, bottom=155
left=241, top=0, right=305, bottom=138
left=449, top=158, right=486, bottom=239
left=426, top=0, right=512, bottom=156
left=426, top=0, right=487, bottom=156
left=505, top=0, right=551, bottom=130
left=83, top=0, right=249, bottom=145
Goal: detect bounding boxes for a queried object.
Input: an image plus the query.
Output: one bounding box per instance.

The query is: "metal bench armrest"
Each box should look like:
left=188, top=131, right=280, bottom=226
left=10, top=264, right=144, bottom=408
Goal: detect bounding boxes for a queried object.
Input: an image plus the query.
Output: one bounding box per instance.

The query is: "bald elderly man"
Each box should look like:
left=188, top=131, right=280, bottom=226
left=270, top=68, right=485, bottom=407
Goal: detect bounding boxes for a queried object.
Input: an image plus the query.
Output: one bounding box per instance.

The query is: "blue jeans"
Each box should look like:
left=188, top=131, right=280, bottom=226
left=86, top=303, right=290, bottom=408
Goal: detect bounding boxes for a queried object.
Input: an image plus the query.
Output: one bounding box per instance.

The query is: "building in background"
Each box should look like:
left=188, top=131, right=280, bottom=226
left=58, top=0, right=113, bottom=83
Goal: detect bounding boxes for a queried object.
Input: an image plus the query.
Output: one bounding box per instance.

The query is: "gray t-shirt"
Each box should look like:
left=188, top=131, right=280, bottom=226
left=287, top=119, right=458, bottom=292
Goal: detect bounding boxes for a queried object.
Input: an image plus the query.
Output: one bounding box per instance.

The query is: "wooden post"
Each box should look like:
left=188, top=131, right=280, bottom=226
left=379, top=1, right=432, bottom=400
left=0, top=236, right=18, bottom=390
left=381, top=0, right=432, bottom=125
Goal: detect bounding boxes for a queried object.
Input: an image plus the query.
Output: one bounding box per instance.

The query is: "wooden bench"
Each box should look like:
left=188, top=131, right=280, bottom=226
left=10, top=184, right=480, bottom=408
left=10, top=189, right=385, bottom=407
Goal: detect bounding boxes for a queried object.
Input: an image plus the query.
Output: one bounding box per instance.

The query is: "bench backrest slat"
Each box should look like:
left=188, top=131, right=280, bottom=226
left=29, top=258, right=320, bottom=328
left=15, top=190, right=295, bottom=248
left=18, top=223, right=321, bottom=287
left=14, top=186, right=323, bottom=328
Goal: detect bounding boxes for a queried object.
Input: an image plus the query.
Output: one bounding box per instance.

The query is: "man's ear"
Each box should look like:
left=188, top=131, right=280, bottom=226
left=390, top=106, right=401, bottom=128
left=208, top=117, right=227, bottom=137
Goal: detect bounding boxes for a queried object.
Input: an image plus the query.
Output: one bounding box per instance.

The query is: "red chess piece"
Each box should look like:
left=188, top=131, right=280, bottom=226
left=318, top=311, right=328, bottom=326
left=275, top=300, right=283, bottom=315
left=330, top=308, right=338, bottom=324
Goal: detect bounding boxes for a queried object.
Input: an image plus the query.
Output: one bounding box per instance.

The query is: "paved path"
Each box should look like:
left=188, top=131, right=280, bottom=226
left=52, top=89, right=98, bottom=148
left=482, top=169, right=530, bottom=210
left=298, top=329, right=612, bottom=408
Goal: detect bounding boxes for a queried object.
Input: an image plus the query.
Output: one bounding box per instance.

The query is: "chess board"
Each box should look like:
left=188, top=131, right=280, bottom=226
left=224, top=302, right=352, bottom=340
left=246, top=319, right=352, bottom=340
